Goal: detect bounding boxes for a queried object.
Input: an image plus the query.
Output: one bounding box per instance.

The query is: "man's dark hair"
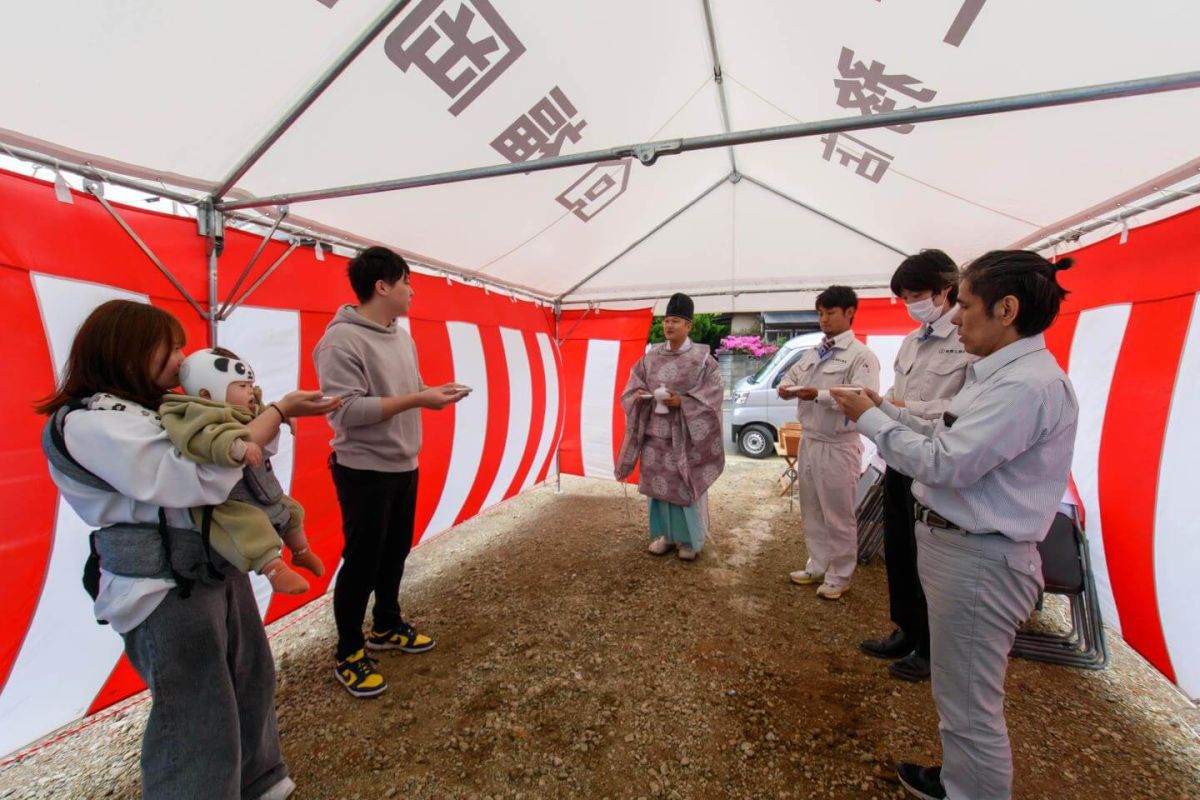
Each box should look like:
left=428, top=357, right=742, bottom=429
left=962, top=250, right=1072, bottom=336
left=347, top=246, right=410, bottom=303
left=815, top=285, right=858, bottom=312
left=890, top=249, right=960, bottom=304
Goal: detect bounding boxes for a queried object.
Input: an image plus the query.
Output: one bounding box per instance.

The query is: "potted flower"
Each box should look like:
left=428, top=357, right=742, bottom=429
left=715, top=334, right=779, bottom=387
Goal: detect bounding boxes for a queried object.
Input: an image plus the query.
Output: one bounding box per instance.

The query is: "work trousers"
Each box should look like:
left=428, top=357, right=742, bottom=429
left=918, top=521, right=1042, bottom=800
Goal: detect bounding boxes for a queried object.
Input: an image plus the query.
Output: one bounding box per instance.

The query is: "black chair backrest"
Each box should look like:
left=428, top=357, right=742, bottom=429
left=1036, top=512, right=1085, bottom=595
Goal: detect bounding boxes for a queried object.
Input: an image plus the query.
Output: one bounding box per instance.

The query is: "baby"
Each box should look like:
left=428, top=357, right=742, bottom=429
left=160, top=347, right=324, bottom=594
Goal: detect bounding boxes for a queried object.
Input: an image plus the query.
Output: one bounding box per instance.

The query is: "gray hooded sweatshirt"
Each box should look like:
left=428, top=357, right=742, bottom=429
left=314, top=305, right=424, bottom=472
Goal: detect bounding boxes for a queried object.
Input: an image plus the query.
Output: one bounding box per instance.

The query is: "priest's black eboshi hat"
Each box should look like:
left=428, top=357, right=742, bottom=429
left=665, top=292, right=694, bottom=321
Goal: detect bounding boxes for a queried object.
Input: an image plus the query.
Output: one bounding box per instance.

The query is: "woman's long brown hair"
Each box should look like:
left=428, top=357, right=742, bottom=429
left=35, top=300, right=186, bottom=415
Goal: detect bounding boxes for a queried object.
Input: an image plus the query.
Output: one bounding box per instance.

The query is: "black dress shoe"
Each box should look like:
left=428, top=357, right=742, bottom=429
left=889, top=652, right=931, bottom=682
left=897, top=763, right=945, bottom=800
left=859, top=628, right=914, bottom=659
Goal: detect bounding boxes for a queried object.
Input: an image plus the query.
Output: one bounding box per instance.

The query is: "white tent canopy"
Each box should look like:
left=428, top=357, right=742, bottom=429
left=2, top=1, right=1199, bottom=312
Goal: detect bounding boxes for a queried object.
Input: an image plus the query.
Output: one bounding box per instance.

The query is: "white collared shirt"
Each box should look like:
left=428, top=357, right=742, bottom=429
left=857, top=334, right=1078, bottom=542
left=782, top=329, right=881, bottom=440
left=885, top=311, right=975, bottom=420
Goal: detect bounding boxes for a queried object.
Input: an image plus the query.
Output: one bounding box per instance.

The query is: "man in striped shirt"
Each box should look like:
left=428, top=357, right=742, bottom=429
left=835, top=251, right=1079, bottom=800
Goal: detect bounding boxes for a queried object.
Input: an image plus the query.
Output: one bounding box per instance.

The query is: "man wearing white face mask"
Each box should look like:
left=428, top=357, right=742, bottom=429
left=860, top=250, right=974, bottom=682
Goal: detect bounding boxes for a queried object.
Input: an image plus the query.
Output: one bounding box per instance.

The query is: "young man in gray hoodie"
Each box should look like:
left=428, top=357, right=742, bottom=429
left=315, top=246, right=468, bottom=698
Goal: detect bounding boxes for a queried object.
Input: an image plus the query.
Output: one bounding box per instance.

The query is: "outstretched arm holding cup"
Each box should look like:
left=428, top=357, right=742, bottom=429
left=314, top=247, right=462, bottom=699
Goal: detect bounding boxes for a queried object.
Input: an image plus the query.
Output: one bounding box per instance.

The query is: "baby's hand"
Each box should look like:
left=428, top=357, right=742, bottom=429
left=243, top=441, right=264, bottom=467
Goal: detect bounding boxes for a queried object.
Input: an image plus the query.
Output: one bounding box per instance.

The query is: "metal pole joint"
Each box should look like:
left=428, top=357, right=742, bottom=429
left=621, top=140, right=683, bottom=167
left=197, top=200, right=225, bottom=257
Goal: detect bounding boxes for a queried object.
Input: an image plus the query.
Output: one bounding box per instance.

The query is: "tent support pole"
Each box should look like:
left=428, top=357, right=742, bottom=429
left=218, top=207, right=288, bottom=319
left=1010, top=157, right=1200, bottom=250
left=216, top=70, right=1200, bottom=212
left=221, top=240, right=303, bottom=321
left=554, top=301, right=563, bottom=495
left=701, top=0, right=738, bottom=175
left=208, top=248, right=220, bottom=346
left=211, top=0, right=415, bottom=199
left=556, top=175, right=730, bottom=302
left=198, top=201, right=225, bottom=346
left=5, top=138, right=560, bottom=316
left=740, top=174, right=908, bottom=256
left=1027, top=174, right=1200, bottom=251
left=4, top=142, right=201, bottom=206
left=555, top=304, right=595, bottom=347
left=84, top=184, right=209, bottom=321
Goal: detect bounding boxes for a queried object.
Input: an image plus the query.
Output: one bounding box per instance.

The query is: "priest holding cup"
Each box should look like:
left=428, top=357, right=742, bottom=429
left=615, top=293, right=726, bottom=561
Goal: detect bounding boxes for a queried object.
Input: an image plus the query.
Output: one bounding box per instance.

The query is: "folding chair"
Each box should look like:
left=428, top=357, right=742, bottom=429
left=855, top=464, right=886, bottom=563
left=1011, top=511, right=1109, bottom=670
left=775, top=422, right=803, bottom=510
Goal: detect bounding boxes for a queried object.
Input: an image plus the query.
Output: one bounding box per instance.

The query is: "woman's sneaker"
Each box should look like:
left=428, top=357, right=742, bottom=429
left=366, top=621, right=436, bottom=654
left=334, top=649, right=387, bottom=698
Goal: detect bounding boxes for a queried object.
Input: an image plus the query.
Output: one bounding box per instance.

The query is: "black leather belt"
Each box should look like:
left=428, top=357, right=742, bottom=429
left=914, top=500, right=964, bottom=532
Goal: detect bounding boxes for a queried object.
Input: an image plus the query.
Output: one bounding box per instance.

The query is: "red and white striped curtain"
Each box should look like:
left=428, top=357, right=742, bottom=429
left=1041, top=208, right=1200, bottom=700
left=0, top=169, right=564, bottom=755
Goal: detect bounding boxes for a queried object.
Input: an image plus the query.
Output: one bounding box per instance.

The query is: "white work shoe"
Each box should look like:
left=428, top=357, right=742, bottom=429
left=816, top=582, right=849, bottom=600
left=677, top=545, right=697, bottom=561
left=647, top=536, right=673, bottom=556
left=257, top=776, right=296, bottom=800
left=789, top=570, right=824, bottom=586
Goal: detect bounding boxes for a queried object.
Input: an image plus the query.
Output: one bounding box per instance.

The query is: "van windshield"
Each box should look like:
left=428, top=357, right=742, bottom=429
left=746, top=346, right=795, bottom=385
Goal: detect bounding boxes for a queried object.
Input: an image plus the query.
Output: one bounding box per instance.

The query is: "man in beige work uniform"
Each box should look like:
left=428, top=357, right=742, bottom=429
left=861, top=250, right=974, bottom=682
left=778, top=285, right=880, bottom=600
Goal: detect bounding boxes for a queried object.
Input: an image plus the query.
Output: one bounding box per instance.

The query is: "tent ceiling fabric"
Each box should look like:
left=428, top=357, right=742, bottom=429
left=2, top=0, right=1198, bottom=307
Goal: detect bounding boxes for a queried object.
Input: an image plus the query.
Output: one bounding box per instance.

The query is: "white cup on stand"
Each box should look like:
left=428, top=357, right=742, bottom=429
left=652, top=385, right=671, bottom=414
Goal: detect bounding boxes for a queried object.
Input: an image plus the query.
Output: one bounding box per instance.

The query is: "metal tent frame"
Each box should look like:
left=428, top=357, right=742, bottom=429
left=4, top=1, right=1200, bottom=477
left=3, top=2, right=1197, bottom=325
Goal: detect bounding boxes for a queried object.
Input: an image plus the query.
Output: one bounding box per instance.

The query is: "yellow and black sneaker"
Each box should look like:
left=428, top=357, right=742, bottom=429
left=334, top=649, right=387, bottom=698
left=366, top=621, right=436, bottom=654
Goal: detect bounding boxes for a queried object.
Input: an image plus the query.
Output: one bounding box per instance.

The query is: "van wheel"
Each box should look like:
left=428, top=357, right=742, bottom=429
left=738, top=425, right=774, bottom=459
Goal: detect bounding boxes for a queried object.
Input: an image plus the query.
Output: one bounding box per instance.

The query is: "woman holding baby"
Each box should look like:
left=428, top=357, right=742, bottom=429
left=37, top=299, right=336, bottom=800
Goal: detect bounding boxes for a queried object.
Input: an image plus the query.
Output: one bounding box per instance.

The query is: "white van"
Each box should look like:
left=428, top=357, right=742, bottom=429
left=729, top=332, right=826, bottom=458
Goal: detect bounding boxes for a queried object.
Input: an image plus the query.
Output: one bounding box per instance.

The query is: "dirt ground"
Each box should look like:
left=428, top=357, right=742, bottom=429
left=3, top=456, right=1199, bottom=799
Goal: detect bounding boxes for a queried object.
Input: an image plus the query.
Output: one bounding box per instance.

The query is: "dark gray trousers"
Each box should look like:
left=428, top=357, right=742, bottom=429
left=122, top=573, right=288, bottom=800
left=917, top=522, right=1042, bottom=800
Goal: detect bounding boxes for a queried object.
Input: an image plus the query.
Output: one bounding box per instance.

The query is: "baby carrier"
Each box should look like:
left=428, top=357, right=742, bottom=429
left=42, top=401, right=226, bottom=622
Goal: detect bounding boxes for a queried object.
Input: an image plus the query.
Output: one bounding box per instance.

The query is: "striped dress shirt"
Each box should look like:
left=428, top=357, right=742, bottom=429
left=857, top=334, right=1078, bottom=542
